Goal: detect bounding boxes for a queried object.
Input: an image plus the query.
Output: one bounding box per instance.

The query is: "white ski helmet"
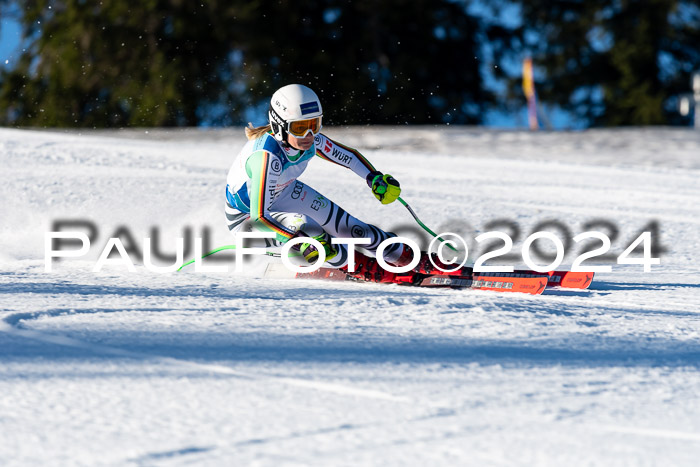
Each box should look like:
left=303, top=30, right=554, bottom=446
left=269, top=84, right=323, bottom=142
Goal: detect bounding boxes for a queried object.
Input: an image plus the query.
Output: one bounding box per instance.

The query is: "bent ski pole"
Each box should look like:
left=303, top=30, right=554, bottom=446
left=177, top=244, right=237, bottom=271
left=397, top=197, right=458, bottom=252
left=177, top=244, right=301, bottom=271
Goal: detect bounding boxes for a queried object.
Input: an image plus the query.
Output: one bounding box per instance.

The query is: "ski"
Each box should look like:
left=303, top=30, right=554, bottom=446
left=180, top=244, right=593, bottom=290
left=295, top=266, right=592, bottom=289
left=265, top=264, right=548, bottom=295
left=512, top=270, right=595, bottom=289
left=416, top=272, right=548, bottom=295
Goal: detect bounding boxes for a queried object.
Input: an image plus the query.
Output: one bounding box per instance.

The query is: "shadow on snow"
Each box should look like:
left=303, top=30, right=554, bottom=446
left=2, top=279, right=700, bottom=373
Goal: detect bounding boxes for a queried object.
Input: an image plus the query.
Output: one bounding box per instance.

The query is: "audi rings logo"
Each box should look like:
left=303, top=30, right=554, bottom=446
left=291, top=182, right=304, bottom=199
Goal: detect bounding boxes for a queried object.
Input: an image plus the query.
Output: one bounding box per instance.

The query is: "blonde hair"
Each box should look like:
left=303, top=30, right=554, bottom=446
left=245, top=123, right=272, bottom=140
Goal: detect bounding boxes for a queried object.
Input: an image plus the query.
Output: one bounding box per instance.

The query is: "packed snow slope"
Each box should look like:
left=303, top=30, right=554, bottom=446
left=1, top=126, right=700, bottom=466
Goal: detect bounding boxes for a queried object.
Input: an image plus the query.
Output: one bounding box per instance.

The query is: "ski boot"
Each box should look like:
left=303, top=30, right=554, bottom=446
left=391, top=245, right=473, bottom=277
left=341, top=252, right=398, bottom=283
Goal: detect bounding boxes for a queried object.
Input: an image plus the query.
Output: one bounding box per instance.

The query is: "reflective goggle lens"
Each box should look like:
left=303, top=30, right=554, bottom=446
left=287, top=117, right=322, bottom=137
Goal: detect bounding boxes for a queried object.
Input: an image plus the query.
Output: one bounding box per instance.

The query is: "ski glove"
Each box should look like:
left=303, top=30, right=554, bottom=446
left=366, top=171, right=401, bottom=205
left=292, top=230, right=338, bottom=263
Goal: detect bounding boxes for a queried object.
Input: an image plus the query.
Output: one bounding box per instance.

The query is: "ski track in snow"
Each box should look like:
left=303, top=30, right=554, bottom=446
left=1, top=127, right=700, bottom=466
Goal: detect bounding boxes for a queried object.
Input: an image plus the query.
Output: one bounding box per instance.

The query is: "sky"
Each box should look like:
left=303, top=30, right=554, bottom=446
left=0, top=13, right=21, bottom=71
left=0, top=10, right=580, bottom=130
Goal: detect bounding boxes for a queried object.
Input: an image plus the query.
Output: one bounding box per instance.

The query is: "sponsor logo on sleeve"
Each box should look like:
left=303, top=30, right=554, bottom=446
left=331, top=148, right=351, bottom=164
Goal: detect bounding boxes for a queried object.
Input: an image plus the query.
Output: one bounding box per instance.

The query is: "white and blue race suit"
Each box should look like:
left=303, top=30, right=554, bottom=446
left=225, top=131, right=403, bottom=267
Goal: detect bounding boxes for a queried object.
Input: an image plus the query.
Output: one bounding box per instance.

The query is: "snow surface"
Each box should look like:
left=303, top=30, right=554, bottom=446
left=1, top=126, right=700, bottom=466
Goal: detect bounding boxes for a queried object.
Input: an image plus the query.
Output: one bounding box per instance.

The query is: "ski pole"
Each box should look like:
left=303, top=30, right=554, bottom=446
left=397, top=197, right=458, bottom=252
left=180, top=197, right=456, bottom=269
left=177, top=244, right=237, bottom=271
left=177, top=244, right=301, bottom=271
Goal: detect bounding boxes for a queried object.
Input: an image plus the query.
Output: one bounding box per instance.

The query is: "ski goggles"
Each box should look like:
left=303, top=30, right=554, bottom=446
left=286, top=116, right=322, bottom=137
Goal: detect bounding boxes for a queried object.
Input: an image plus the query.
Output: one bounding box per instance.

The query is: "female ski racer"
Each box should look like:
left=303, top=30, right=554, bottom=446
left=225, top=84, right=457, bottom=282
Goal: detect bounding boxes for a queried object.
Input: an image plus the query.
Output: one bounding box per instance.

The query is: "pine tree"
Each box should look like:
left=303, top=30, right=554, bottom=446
left=0, top=0, right=494, bottom=127
left=0, top=0, right=252, bottom=127
left=517, top=0, right=700, bottom=126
